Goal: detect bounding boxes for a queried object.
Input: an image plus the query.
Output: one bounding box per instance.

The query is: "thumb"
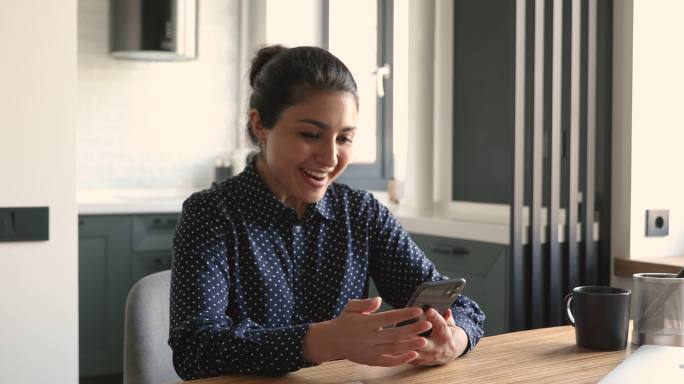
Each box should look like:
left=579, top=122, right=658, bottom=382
left=444, top=308, right=456, bottom=326
left=344, top=297, right=382, bottom=314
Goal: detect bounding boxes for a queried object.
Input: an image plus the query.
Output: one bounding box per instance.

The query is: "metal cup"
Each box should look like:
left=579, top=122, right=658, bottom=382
left=632, top=273, right=684, bottom=347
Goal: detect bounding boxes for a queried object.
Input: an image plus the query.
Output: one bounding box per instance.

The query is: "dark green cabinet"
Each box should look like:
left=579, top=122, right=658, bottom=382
left=130, top=215, right=177, bottom=283
left=411, top=234, right=509, bottom=336
left=369, top=233, right=509, bottom=337
left=78, top=215, right=130, bottom=377
left=79, top=213, right=178, bottom=378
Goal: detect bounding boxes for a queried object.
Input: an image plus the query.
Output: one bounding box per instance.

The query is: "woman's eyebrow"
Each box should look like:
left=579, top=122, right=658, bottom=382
left=298, top=118, right=356, bottom=132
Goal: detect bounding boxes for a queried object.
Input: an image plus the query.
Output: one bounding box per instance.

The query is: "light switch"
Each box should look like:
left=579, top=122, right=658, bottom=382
left=0, top=207, right=49, bottom=242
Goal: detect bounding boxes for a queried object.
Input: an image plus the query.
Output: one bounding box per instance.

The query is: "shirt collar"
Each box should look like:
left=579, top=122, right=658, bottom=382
left=237, top=156, right=336, bottom=223
left=313, top=187, right=336, bottom=221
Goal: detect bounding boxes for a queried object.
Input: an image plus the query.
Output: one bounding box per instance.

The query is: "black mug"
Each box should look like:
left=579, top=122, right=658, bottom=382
left=564, top=286, right=631, bottom=351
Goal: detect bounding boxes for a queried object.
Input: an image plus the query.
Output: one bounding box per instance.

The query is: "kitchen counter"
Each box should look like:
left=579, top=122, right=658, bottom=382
left=78, top=189, right=598, bottom=245
left=390, top=203, right=509, bottom=244
left=77, top=189, right=190, bottom=215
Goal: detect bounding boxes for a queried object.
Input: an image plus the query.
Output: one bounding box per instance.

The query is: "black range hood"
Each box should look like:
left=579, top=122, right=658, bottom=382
left=110, top=0, right=198, bottom=61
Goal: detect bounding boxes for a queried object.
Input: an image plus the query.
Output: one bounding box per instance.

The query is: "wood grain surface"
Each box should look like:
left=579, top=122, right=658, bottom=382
left=614, top=255, right=684, bottom=277
left=185, top=325, right=635, bottom=384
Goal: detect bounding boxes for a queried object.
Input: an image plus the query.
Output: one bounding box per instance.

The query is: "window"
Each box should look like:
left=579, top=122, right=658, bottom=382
left=328, top=0, right=394, bottom=190
left=265, top=0, right=394, bottom=190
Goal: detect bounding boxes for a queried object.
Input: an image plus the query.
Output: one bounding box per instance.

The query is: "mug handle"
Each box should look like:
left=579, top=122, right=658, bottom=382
left=563, top=292, right=575, bottom=327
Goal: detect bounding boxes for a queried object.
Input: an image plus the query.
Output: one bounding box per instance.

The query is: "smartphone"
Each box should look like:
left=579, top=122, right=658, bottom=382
left=396, top=278, right=467, bottom=336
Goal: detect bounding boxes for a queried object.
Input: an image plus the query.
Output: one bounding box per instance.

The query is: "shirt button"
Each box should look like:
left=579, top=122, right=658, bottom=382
left=293, top=225, right=301, bottom=233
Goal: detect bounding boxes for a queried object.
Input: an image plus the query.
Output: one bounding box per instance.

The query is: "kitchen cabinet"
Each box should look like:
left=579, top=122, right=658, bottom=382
left=369, top=233, right=509, bottom=336
left=412, top=234, right=509, bottom=336
left=130, top=215, right=177, bottom=283
left=78, top=215, right=130, bottom=377
left=79, top=213, right=178, bottom=378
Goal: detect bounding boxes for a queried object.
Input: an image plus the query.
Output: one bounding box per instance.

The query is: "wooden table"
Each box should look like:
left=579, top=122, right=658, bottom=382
left=614, top=255, right=684, bottom=277
left=186, top=325, right=634, bottom=384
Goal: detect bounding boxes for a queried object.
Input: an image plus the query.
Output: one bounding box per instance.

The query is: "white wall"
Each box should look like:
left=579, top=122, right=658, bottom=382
left=628, top=0, right=684, bottom=258
left=78, top=0, right=240, bottom=191
left=612, top=0, right=684, bottom=285
left=0, top=1, right=78, bottom=383
left=265, top=0, right=325, bottom=47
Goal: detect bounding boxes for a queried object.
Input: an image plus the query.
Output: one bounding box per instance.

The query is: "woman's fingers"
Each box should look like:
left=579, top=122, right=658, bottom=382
left=409, top=309, right=468, bottom=366
left=373, top=337, right=428, bottom=356
left=332, top=299, right=465, bottom=368
left=343, top=297, right=383, bottom=314
left=377, top=319, right=432, bottom=343
left=444, top=308, right=457, bottom=327
left=368, top=306, right=423, bottom=328
left=410, top=309, right=452, bottom=365
left=424, top=307, right=451, bottom=342
left=372, top=351, right=420, bottom=367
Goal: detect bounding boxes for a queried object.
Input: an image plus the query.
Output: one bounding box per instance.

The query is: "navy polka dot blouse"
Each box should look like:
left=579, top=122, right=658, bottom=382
left=169, top=160, right=485, bottom=379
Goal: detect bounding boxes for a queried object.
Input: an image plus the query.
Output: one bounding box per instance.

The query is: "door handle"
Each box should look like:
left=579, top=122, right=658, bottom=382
left=373, top=63, right=391, bottom=98
left=432, top=246, right=469, bottom=256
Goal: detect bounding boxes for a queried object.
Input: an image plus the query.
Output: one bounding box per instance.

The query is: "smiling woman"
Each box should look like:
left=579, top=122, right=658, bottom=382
left=168, top=45, right=485, bottom=380
left=245, top=45, right=359, bottom=217
left=250, top=91, right=357, bottom=217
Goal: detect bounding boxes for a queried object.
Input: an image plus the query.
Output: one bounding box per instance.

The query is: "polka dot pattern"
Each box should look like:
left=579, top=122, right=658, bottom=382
left=168, top=160, right=485, bottom=379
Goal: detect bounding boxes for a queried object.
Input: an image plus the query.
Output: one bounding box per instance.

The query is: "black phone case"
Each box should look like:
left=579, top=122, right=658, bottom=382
left=397, top=278, right=467, bottom=336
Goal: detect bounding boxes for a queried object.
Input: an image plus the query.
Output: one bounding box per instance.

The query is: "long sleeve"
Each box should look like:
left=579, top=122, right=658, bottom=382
left=168, top=193, right=314, bottom=380
left=365, top=196, right=486, bottom=352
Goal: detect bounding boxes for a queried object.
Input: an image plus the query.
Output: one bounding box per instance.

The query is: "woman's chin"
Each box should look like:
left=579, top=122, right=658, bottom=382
left=295, top=184, right=328, bottom=204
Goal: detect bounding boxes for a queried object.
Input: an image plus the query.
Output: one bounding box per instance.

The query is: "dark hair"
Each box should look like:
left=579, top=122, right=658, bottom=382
left=246, top=45, right=359, bottom=145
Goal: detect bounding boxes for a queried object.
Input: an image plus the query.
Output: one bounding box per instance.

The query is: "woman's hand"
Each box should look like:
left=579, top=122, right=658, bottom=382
left=410, top=308, right=469, bottom=366
left=303, top=297, right=433, bottom=367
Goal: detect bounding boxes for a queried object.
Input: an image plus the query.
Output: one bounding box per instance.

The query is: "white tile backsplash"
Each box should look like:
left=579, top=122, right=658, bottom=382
left=78, top=0, right=240, bottom=191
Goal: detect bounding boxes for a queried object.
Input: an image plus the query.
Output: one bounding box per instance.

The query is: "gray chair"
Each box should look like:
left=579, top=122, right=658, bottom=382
left=124, top=270, right=181, bottom=384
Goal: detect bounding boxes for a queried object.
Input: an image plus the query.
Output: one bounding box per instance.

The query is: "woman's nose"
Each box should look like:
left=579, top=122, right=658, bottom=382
left=315, top=139, right=338, bottom=168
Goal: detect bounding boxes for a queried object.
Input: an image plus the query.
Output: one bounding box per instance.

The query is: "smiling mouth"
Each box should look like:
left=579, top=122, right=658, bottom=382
left=302, top=169, right=328, bottom=182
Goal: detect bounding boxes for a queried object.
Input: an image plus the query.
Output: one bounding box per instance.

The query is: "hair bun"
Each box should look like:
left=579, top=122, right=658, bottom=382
left=249, top=45, right=288, bottom=87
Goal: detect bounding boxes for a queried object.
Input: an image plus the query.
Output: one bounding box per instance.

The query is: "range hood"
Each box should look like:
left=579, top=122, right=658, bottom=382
left=110, top=0, right=198, bottom=61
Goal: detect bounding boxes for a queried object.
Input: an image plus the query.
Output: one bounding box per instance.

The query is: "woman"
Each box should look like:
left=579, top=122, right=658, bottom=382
left=169, top=45, right=485, bottom=380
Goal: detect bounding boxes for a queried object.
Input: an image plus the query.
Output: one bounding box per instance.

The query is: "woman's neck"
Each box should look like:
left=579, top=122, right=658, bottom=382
left=254, top=155, right=308, bottom=218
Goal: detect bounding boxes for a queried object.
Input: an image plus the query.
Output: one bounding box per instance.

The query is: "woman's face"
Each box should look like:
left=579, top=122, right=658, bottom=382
left=251, top=90, right=358, bottom=215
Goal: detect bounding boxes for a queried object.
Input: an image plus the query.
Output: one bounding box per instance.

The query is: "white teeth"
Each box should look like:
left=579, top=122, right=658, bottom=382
left=303, top=169, right=327, bottom=179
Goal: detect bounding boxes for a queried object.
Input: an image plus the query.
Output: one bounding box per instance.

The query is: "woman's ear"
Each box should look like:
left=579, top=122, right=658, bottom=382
left=249, top=109, right=267, bottom=145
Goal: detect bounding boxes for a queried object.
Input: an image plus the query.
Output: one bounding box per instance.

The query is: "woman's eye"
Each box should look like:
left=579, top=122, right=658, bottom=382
left=337, top=136, right=353, bottom=144
left=299, top=132, right=319, bottom=139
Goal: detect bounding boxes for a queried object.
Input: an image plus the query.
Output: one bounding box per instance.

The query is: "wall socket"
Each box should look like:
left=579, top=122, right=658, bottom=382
left=646, top=209, right=669, bottom=237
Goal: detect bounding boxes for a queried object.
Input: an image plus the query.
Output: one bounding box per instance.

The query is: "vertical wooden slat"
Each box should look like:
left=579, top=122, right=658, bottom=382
left=584, top=0, right=597, bottom=285
left=531, top=0, right=545, bottom=329
left=548, top=0, right=563, bottom=326
left=567, top=0, right=581, bottom=290
left=511, top=0, right=527, bottom=331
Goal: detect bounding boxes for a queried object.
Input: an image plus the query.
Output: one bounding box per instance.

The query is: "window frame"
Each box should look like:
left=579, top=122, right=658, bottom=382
left=325, top=0, right=394, bottom=191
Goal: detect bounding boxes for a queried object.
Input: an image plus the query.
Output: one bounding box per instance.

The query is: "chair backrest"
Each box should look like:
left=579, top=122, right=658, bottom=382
left=124, top=270, right=181, bottom=384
